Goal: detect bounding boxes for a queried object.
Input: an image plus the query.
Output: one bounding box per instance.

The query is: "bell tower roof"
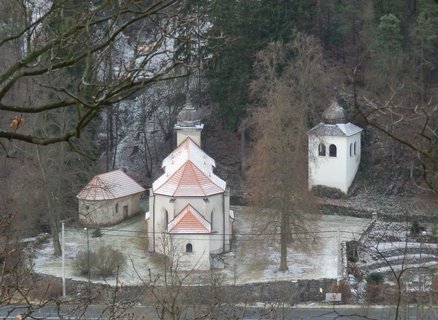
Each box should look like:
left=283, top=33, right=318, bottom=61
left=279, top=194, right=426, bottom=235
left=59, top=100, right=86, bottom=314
left=174, top=103, right=204, bottom=147
left=176, top=105, right=201, bottom=127
left=322, top=100, right=347, bottom=124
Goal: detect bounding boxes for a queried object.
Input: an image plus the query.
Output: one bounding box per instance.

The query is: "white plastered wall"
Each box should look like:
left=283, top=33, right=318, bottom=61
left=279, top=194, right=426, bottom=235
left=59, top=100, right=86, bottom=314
left=79, top=193, right=142, bottom=226
left=147, top=191, right=232, bottom=254
left=308, top=135, right=349, bottom=193
left=175, top=127, right=202, bottom=146
left=345, top=133, right=362, bottom=190
left=169, top=234, right=210, bottom=271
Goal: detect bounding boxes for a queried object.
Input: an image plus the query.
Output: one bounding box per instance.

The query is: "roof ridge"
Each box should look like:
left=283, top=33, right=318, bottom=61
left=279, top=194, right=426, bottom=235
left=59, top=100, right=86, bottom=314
left=187, top=161, right=207, bottom=196
left=187, top=159, right=224, bottom=194
left=168, top=204, right=210, bottom=233
left=95, top=176, right=116, bottom=198
left=172, top=162, right=191, bottom=197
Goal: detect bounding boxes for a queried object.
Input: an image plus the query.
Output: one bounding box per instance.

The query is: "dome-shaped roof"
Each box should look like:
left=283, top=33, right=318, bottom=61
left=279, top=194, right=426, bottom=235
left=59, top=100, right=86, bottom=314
left=322, top=100, right=347, bottom=124
left=176, top=105, right=201, bottom=127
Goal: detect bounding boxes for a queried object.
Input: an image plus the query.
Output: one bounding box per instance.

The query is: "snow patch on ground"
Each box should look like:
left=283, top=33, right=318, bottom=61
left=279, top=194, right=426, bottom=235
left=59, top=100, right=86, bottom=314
left=31, top=206, right=371, bottom=287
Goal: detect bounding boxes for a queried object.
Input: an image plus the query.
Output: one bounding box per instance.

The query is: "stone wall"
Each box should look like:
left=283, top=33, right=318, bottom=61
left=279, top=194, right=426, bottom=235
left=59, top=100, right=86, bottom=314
left=320, top=203, right=438, bottom=223
left=56, top=275, right=336, bottom=305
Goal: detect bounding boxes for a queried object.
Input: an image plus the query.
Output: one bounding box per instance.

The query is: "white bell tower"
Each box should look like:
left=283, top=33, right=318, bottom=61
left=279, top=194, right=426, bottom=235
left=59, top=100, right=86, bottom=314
left=308, top=101, right=363, bottom=194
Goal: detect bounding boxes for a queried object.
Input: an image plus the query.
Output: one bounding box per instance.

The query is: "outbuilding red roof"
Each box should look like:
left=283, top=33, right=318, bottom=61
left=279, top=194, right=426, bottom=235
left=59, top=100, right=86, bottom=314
left=77, top=169, right=145, bottom=200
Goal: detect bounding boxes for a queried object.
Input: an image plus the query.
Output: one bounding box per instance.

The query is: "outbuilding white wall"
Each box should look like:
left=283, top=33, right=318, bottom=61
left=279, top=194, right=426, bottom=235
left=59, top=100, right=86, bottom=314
left=308, top=133, right=361, bottom=193
left=79, top=193, right=142, bottom=226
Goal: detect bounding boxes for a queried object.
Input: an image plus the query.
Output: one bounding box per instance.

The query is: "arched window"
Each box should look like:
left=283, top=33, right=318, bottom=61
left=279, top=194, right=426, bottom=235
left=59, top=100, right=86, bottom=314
left=211, top=210, right=214, bottom=230
left=350, top=143, right=353, bottom=157
left=354, top=142, right=357, bottom=155
left=329, top=144, right=337, bottom=157
left=165, top=210, right=168, bottom=226
left=115, top=203, right=119, bottom=213
left=186, top=243, right=193, bottom=253
left=318, top=143, right=326, bottom=156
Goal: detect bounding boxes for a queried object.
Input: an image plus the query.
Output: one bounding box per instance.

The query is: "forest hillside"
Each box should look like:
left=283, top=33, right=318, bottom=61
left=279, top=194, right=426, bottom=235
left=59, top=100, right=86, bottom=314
left=0, top=0, right=437, bottom=239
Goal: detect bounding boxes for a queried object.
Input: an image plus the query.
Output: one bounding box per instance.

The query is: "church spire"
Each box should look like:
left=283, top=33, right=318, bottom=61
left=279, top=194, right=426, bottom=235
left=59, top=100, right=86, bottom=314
left=174, top=101, right=204, bottom=146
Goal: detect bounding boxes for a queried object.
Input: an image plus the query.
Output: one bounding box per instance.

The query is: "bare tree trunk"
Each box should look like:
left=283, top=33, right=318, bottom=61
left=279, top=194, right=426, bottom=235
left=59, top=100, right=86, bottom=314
left=36, top=146, right=62, bottom=256
left=106, top=106, right=113, bottom=171
left=240, top=121, right=246, bottom=179
left=111, top=105, right=119, bottom=169
left=143, top=130, right=153, bottom=178
left=279, top=211, right=289, bottom=272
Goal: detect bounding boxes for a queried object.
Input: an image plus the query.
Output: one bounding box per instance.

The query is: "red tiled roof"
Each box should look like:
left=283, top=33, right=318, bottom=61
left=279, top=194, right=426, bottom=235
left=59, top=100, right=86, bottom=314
left=154, top=161, right=224, bottom=197
left=168, top=204, right=211, bottom=234
left=76, top=169, right=145, bottom=200
left=153, top=138, right=226, bottom=196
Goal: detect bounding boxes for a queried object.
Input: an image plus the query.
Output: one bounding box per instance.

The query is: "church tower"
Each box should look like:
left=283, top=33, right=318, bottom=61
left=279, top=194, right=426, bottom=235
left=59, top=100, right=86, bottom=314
left=174, top=105, right=204, bottom=146
left=308, top=101, right=363, bottom=194
left=146, top=105, right=233, bottom=271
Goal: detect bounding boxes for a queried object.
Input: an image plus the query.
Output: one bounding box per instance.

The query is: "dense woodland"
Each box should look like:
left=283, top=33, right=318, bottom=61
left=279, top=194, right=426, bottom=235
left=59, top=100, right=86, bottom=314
left=0, top=0, right=437, bottom=248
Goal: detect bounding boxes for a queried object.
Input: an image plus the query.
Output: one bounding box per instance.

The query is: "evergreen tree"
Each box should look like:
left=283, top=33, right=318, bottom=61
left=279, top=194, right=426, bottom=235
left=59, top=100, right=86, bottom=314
left=412, top=0, right=438, bottom=93
left=206, top=0, right=318, bottom=129
left=371, top=14, right=404, bottom=74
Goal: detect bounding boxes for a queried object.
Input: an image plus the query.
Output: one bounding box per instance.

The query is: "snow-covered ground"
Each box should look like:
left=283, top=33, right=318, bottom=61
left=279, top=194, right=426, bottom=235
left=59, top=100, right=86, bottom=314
left=357, top=220, right=438, bottom=292
left=32, top=206, right=370, bottom=287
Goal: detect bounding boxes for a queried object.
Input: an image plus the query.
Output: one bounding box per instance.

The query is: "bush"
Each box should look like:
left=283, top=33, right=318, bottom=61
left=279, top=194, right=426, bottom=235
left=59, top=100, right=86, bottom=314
left=330, top=280, right=352, bottom=304
left=366, top=283, right=383, bottom=303
left=431, top=224, right=438, bottom=237
left=35, top=233, right=50, bottom=245
left=91, top=228, right=103, bottom=238
left=346, top=240, right=359, bottom=263
left=411, top=220, right=421, bottom=236
left=367, top=272, right=383, bottom=285
left=74, top=246, right=125, bottom=278
left=311, top=185, right=346, bottom=199
left=28, top=277, right=62, bottom=301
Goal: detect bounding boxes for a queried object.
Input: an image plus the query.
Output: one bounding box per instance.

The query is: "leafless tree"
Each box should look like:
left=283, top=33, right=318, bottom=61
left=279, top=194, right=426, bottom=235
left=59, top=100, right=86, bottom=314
left=245, top=32, right=329, bottom=271
left=351, top=58, right=438, bottom=194
left=0, top=0, right=201, bottom=149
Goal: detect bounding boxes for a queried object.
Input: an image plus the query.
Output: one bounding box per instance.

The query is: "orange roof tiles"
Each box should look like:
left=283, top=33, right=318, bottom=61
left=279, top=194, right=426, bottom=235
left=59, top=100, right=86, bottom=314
left=77, top=169, right=145, bottom=200
left=153, top=138, right=226, bottom=196
left=168, top=204, right=211, bottom=234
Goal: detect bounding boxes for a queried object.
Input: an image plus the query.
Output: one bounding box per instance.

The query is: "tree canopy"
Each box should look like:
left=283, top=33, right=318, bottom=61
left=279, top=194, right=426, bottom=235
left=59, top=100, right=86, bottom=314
left=0, top=0, right=198, bottom=149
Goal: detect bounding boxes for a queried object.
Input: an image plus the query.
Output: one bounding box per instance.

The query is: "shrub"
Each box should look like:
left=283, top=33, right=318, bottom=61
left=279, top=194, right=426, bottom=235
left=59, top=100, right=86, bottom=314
left=346, top=241, right=359, bottom=263
left=367, top=272, right=383, bottom=285
left=330, top=280, right=352, bottom=304
left=74, top=246, right=125, bottom=278
left=411, top=221, right=421, bottom=236
left=28, top=277, right=62, bottom=301
left=431, top=224, right=438, bottom=237
left=35, top=233, right=50, bottom=245
left=311, top=185, right=346, bottom=199
left=366, top=283, right=383, bottom=303
left=91, top=228, right=103, bottom=238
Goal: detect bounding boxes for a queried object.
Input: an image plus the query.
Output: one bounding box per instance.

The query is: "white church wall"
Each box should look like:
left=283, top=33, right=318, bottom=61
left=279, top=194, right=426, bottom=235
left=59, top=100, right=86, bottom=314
left=309, top=135, right=349, bottom=193
left=147, top=192, right=232, bottom=254
left=175, top=127, right=202, bottom=146
left=170, top=234, right=210, bottom=270
left=345, top=133, right=361, bottom=190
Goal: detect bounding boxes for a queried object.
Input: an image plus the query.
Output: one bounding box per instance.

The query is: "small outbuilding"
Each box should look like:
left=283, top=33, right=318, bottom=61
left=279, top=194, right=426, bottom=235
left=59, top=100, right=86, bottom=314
left=308, top=100, right=363, bottom=194
left=77, top=169, right=145, bottom=226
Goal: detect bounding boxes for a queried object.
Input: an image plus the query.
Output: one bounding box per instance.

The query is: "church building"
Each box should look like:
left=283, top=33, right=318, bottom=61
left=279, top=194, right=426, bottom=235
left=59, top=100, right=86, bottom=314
left=145, top=106, right=234, bottom=271
left=308, top=101, right=363, bottom=194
